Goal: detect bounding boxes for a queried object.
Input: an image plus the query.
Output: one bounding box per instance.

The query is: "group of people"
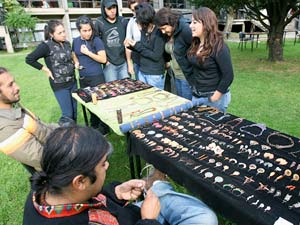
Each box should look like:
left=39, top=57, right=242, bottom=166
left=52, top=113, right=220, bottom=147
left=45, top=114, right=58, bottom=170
left=0, top=67, right=218, bottom=225
left=25, top=0, right=234, bottom=133
left=0, top=2, right=235, bottom=224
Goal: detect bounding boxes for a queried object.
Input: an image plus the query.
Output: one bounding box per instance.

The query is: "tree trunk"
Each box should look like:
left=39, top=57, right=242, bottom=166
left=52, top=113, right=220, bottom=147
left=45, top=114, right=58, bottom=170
left=224, top=7, right=234, bottom=33
left=268, top=25, right=284, bottom=61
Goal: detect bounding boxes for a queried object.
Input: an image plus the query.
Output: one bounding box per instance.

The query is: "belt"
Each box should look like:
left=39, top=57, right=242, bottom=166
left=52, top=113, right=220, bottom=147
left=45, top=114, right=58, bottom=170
left=192, top=91, right=214, bottom=98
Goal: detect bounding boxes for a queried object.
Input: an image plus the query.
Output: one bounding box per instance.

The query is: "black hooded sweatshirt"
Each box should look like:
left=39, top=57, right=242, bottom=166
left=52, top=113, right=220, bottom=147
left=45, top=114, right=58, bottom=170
left=94, top=0, right=128, bottom=66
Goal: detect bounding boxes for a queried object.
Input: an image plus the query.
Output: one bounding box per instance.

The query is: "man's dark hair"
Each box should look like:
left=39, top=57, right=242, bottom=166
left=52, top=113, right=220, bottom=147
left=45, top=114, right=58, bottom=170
left=31, top=126, right=113, bottom=197
left=0, top=67, right=8, bottom=75
left=154, top=7, right=180, bottom=28
left=135, top=3, right=155, bottom=32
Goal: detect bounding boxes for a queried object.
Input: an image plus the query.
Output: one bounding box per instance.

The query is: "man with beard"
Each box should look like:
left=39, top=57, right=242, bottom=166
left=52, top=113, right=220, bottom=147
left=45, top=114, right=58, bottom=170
left=0, top=67, right=57, bottom=172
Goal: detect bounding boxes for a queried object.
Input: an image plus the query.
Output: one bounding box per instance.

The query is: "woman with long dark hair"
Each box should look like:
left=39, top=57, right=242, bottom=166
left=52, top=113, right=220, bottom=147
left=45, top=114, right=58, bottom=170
left=72, top=15, right=109, bottom=135
left=26, top=20, right=77, bottom=126
left=155, top=7, right=193, bottom=100
left=188, top=7, right=234, bottom=112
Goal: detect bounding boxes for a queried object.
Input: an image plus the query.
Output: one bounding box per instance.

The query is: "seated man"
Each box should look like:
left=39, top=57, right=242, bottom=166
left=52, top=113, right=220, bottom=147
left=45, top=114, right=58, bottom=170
left=23, top=126, right=218, bottom=225
left=0, top=67, right=57, bottom=171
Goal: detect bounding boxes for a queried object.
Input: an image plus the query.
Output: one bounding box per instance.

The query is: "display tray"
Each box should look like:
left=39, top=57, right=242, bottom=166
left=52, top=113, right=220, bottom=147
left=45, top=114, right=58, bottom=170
left=75, top=78, right=152, bottom=102
left=129, top=106, right=300, bottom=225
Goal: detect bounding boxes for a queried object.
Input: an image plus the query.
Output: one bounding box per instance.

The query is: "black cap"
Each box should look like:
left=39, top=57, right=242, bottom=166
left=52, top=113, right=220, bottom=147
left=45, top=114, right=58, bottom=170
left=104, top=0, right=117, bottom=8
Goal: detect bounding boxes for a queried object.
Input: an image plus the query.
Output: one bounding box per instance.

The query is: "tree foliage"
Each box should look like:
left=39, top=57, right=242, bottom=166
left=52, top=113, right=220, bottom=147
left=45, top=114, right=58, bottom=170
left=189, top=0, right=300, bottom=61
left=5, top=8, right=37, bottom=30
left=0, top=0, right=38, bottom=47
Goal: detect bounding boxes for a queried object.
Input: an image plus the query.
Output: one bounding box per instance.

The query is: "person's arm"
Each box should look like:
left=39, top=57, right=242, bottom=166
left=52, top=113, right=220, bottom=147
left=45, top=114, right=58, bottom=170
left=125, top=19, right=135, bottom=76
left=72, top=52, right=80, bottom=69
left=25, top=42, right=54, bottom=80
left=81, top=45, right=107, bottom=64
left=94, top=18, right=103, bottom=38
left=133, top=33, right=165, bottom=62
left=0, top=110, right=57, bottom=171
left=174, top=24, right=193, bottom=79
left=126, top=48, right=134, bottom=76
left=210, top=44, right=234, bottom=102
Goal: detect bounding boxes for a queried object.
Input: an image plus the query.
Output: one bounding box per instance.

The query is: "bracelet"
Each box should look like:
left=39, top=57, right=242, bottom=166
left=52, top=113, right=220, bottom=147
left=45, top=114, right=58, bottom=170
left=266, top=132, right=294, bottom=149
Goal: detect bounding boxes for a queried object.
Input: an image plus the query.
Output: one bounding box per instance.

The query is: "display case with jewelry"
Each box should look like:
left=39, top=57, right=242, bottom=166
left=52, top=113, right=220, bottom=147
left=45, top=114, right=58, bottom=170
left=129, top=105, right=300, bottom=225
left=75, top=78, right=152, bottom=102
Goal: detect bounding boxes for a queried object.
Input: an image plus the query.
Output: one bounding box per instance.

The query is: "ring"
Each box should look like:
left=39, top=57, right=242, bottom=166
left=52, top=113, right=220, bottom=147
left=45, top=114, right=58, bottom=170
left=232, top=188, right=245, bottom=196
left=223, top=183, right=235, bottom=190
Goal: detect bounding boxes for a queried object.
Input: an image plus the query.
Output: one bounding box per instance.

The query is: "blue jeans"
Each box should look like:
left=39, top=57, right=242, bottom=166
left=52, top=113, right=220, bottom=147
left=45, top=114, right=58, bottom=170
left=104, top=62, right=129, bottom=82
left=53, top=82, right=77, bottom=121
left=138, top=71, right=165, bottom=90
left=136, top=181, right=218, bottom=225
left=175, top=78, right=192, bottom=100
left=192, top=91, right=231, bottom=113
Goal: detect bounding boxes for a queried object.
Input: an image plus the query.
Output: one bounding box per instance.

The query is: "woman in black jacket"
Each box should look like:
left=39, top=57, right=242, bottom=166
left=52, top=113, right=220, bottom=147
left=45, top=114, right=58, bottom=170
left=154, top=7, right=193, bottom=100
left=26, top=20, right=77, bottom=126
left=187, top=7, right=234, bottom=112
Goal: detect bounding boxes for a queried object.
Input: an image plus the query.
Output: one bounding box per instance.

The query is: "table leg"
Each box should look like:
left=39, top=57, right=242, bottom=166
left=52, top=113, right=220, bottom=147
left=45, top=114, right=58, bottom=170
left=81, top=105, right=89, bottom=126
left=136, top=155, right=142, bottom=178
left=251, top=35, right=254, bottom=52
left=129, top=156, right=136, bottom=179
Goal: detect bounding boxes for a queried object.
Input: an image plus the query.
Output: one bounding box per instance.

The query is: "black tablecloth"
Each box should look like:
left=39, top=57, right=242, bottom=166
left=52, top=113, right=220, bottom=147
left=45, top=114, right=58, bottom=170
left=128, top=106, right=300, bottom=225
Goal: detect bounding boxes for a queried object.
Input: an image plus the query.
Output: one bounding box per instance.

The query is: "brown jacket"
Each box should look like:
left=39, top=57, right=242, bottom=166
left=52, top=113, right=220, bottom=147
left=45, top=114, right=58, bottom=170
left=0, top=104, right=57, bottom=170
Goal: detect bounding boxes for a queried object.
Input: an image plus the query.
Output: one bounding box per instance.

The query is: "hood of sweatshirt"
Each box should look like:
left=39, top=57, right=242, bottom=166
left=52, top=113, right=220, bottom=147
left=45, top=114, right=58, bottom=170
left=101, top=0, right=119, bottom=21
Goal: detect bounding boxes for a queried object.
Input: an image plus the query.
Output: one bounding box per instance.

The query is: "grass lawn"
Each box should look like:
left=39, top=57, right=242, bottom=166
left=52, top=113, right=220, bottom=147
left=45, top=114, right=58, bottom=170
left=0, top=40, right=300, bottom=225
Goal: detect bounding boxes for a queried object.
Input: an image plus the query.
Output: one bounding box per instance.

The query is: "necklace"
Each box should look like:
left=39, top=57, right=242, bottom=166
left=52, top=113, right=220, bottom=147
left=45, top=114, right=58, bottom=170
left=205, top=111, right=230, bottom=121
left=222, top=118, right=243, bottom=129
left=266, top=132, right=295, bottom=149
left=239, top=123, right=266, bottom=137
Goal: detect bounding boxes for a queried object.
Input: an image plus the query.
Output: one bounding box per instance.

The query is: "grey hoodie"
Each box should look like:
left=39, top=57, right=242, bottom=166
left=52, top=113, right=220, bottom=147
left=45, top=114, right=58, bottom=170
left=95, top=0, right=128, bottom=65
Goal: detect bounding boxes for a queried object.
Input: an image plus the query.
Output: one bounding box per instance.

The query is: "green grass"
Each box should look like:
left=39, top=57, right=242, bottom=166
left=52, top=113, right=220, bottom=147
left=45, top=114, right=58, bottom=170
left=0, top=40, right=300, bottom=225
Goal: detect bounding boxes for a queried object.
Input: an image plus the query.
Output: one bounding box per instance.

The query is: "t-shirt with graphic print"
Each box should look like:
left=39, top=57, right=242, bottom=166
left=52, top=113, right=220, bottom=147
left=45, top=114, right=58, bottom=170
left=95, top=16, right=127, bottom=66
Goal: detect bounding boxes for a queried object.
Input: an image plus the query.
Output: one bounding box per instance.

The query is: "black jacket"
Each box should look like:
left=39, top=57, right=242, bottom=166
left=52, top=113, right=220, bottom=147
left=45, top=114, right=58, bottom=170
left=172, top=17, right=193, bottom=79
left=23, top=182, right=161, bottom=225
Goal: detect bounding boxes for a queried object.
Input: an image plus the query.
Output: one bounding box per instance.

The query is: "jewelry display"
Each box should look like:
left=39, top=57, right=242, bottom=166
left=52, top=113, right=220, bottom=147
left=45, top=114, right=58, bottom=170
left=130, top=105, right=300, bottom=224
left=77, top=78, right=152, bottom=102
left=213, top=176, right=224, bottom=184
left=267, top=132, right=295, bottom=149
left=205, top=111, right=230, bottom=121
left=240, top=123, right=266, bottom=137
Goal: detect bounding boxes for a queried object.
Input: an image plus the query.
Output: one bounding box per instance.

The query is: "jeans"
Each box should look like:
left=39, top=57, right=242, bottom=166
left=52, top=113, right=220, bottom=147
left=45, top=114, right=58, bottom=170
left=136, top=181, right=218, bottom=225
left=192, top=91, right=231, bottom=113
left=53, top=82, right=77, bottom=121
left=138, top=71, right=165, bottom=90
left=175, top=78, right=192, bottom=100
left=103, top=62, right=129, bottom=82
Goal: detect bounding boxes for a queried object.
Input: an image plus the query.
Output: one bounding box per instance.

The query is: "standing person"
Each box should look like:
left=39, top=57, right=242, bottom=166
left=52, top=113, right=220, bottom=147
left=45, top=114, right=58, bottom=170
left=0, top=67, right=58, bottom=172
left=23, top=126, right=218, bottom=225
left=124, top=3, right=166, bottom=90
left=125, top=0, right=147, bottom=79
left=26, top=20, right=77, bottom=126
left=154, top=7, right=193, bottom=100
left=187, top=7, right=234, bottom=112
left=72, top=15, right=110, bottom=135
left=94, top=0, right=129, bottom=82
